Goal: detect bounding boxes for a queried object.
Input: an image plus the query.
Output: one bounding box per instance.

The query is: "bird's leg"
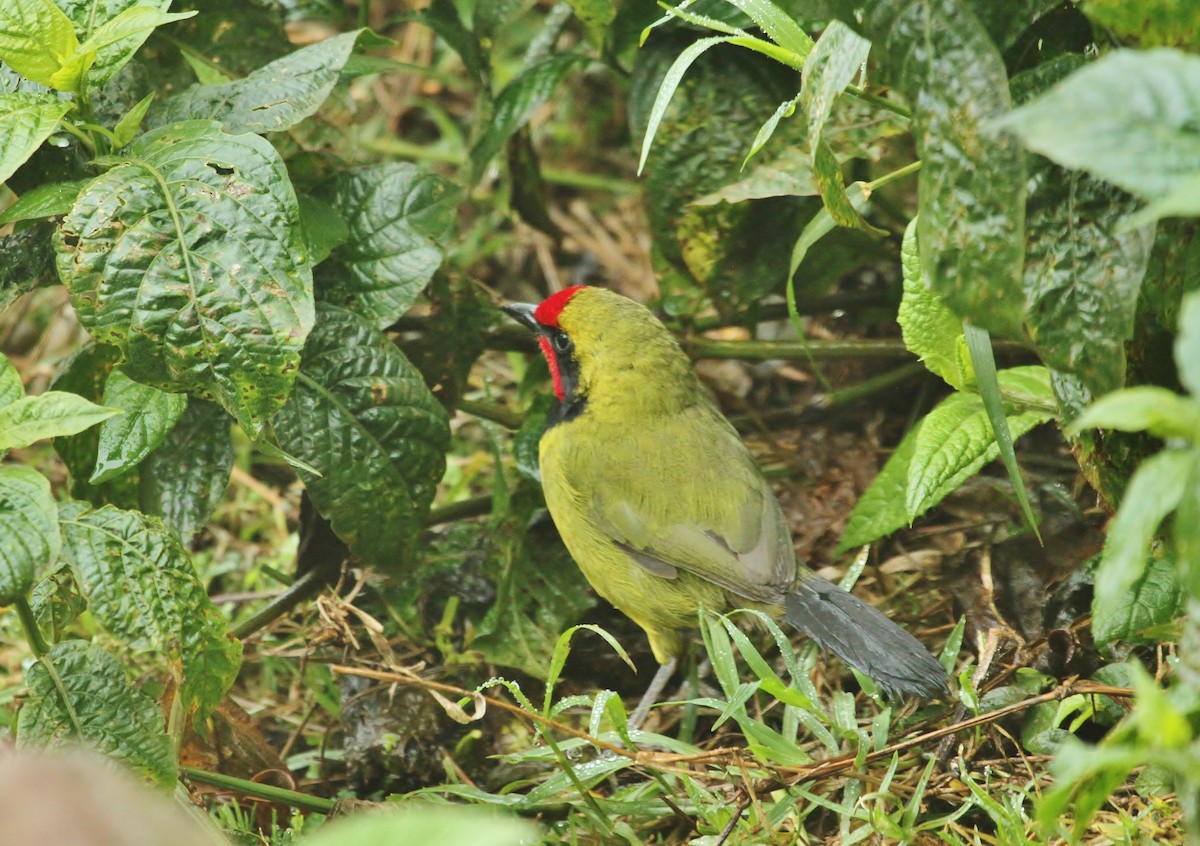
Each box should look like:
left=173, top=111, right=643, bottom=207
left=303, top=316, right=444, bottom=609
left=628, top=656, right=678, bottom=732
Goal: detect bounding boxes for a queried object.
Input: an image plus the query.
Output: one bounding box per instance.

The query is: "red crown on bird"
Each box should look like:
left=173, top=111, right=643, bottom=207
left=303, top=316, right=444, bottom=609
left=534, top=285, right=587, bottom=328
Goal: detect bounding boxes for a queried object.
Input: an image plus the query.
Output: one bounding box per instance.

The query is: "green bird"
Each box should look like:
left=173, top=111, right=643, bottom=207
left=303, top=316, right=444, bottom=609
left=503, top=286, right=948, bottom=722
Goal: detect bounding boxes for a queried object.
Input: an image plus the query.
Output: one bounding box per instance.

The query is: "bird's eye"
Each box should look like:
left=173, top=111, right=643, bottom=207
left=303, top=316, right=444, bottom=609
left=552, top=331, right=573, bottom=353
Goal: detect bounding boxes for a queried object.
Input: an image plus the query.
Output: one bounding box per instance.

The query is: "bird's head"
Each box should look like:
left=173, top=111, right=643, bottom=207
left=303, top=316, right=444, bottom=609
left=501, top=286, right=697, bottom=419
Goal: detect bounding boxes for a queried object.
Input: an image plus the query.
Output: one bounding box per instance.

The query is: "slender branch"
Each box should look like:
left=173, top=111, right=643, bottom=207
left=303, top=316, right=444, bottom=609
left=457, top=398, right=524, bottom=429
left=181, top=766, right=336, bottom=813
left=231, top=568, right=331, bottom=640
left=14, top=596, right=50, bottom=658
left=426, top=495, right=493, bottom=527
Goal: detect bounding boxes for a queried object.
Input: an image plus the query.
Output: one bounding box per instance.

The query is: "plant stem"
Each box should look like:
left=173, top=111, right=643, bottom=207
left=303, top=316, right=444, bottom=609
left=181, top=766, right=336, bottom=813
left=688, top=337, right=914, bottom=361
left=14, top=596, right=49, bottom=658
left=846, top=85, right=911, bottom=119
left=231, top=568, right=331, bottom=640
left=868, top=159, right=922, bottom=191
left=426, top=494, right=493, bottom=526
left=457, top=398, right=524, bottom=429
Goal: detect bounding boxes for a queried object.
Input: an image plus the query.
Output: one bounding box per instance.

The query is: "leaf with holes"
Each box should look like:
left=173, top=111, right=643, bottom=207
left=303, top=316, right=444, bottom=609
left=156, top=29, right=380, bottom=134
left=91, top=369, right=187, bottom=484
left=272, top=305, right=449, bottom=568
left=0, top=466, right=59, bottom=604
left=58, top=503, right=242, bottom=723
left=318, top=163, right=457, bottom=326
left=139, top=398, right=233, bottom=540
left=17, top=640, right=176, bottom=787
left=55, top=120, right=314, bottom=435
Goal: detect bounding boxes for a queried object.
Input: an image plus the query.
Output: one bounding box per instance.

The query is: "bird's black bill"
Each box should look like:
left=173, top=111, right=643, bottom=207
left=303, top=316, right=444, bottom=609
left=501, top=302, right=540, bottom=333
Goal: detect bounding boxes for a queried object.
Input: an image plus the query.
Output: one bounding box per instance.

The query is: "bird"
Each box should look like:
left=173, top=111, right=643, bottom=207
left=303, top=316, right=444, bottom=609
left=502, top=286, right=948, bottom=725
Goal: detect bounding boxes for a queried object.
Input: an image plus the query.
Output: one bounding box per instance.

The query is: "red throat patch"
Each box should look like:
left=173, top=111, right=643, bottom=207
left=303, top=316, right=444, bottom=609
left=538, top=336, right=565, bottom=401
left=533, top=285, right=586, bottom=328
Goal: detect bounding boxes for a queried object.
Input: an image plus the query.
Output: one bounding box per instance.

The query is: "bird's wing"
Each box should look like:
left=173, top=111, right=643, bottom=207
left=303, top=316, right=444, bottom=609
left=576, top=404, right=797, bottom=603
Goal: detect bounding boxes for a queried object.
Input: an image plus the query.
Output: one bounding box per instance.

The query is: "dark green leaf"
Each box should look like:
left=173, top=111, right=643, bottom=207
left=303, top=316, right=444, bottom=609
left=0, top=0, right=78, bottom=85
left=30, top=563, right=86, bottom=639
left=272, top=304, right=449, bottom=568
left=55, top=120, right=315, bottom=434
left=965, top=0, right=1064, bottom=51
left=91, top=370, right=187, bottom=484
left=997, top=49, right=1200, bottom=222
left=17, top=640, right=177, bottom=787
left=409, top=0, right=482, bottom=84
left=0, top=466, right=59, bottom=604
left=58, top=503, right=242, bottom=722
left=0, top=224, right=57, bottom=312
left=1023, top=167, right=1152, bottom=395
left=847, top=0, right=1028, bottom=336
left=298, top=194, right=348, bottom=266
left=0, top=178, right=87, bottom=225
left=318, top=163, right=457, bottom=326
left=0, top=92, right=71, bottom=185
left=1093, top=449, right=1195, bottom=641
left=155, top=30, right=376, bottom=134
left=138, top=398, right=233, bottom=540
left=471, top=52, right=587, bottom=182
left=1093, top=551, right=1183, bottom=644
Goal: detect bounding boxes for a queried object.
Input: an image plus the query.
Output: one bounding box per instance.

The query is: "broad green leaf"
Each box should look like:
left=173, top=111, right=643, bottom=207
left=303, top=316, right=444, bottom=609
left=0, top=466, right=59, bottom=604
left=0, top=392, right=119, bottom=454
left=850, top=0, right=1027, bottom=337
left=897, top=218, right=970, bottom=389
left=1093, top=449, right=1196, bottom=642
left=1176, top=290, right=1200, bottom=397
left=0, top=0, right=78, bottom=85
left=1067, top=386, right=1200, bottom=441
left=1092, top=552, right=1183, bottom=644
left=51, top=6, right=195, bottom=91
left=138, top=398, right=233, bottom=540
left=0, top=92, right=70, bottom=186
left=0, top=225, right=57, bottom=313
left=1082, top=0, right=1200, bottom=48
left=0, top=178, right=87, bottom=226
left=91, top=370, right=187, bottom=484
left=1023, top=167, right=1152, bottom=395
left=55, top=0, right=171, bottom=84
left=55, top=120, right=315, bottom=435
left=839, top=418, right=923, bottom=550
left=997, top=50, right=1200, bottom=219
left=298, top=195, right=348, bottom=266
left=317, top=163, right=457, bottom=326
left=695, top=146, right=818, bottom=205
left=16, top=640, right=176, bottom=787
left=0, top=354, right=23, bottom=408
left=156, top=30, right=374, bottom=134
left=906, top=391, right=1051, bottom=520
left=58, top=503, right=242, bottom=722
left=299, top=806, right=540, bottom=846
left=272, top=305, right=449, bottom=568
left=471, top=51, right=588, bottom=182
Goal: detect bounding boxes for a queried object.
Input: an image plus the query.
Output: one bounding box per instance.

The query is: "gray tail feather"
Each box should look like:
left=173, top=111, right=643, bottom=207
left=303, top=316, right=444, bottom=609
left=784, top=577, right=949, bottom=698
